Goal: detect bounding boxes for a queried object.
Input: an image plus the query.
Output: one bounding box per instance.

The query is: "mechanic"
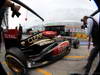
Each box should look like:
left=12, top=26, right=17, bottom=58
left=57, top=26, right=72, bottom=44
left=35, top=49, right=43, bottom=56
left=91, top=0, right=100, bottom=74
left=81, top=15, right=100, bottom=75
left=18, top=24, right=23, bottom=40
left=0, top=0, right=21, bottom=74
left=84, top=0, right=100, bottom=75
left=70, top=0, right=100, bottom=75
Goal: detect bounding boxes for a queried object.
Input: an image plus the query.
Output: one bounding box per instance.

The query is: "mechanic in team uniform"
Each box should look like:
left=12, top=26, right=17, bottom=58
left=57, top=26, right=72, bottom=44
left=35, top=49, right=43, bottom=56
left=70, top=0, right=100, bottom=75
left=92, top=0, right=100, bottom=74
left=81, top=0, right=100, bottom=74
left=81, top=15, right=100, bottom=75
left=0, top=0, right=21, bottom=74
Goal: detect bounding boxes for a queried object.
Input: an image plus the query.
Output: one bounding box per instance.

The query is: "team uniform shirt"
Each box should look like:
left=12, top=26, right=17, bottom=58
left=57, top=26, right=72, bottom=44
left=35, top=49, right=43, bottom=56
left=85, top=18, right=93, bottom=36
left=85, top=13, right=100, bottom=36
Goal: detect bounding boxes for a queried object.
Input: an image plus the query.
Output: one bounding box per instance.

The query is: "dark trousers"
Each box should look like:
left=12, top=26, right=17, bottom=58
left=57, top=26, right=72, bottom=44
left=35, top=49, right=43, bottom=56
left=93, top=61, right=100, bottom=75
left=84, top=47, right=100, bottom=75
left=0, top=63, right=7, bottom=75
left=0, top=29, right=7, bottom=75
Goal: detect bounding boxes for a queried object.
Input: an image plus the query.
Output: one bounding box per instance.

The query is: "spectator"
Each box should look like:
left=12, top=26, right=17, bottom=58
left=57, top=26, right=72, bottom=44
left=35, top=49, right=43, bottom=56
left=19, top=24, right=23, bottom=33
left=15, top=26, right=17, bottom=30
left=18, top=24, right=23, bottom=40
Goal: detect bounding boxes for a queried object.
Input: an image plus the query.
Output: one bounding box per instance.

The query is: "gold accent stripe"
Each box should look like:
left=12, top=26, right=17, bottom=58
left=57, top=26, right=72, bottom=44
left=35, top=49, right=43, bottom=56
left=64, top=55, right=88, bottom=59
left=36, top=68, right=52, bottom=75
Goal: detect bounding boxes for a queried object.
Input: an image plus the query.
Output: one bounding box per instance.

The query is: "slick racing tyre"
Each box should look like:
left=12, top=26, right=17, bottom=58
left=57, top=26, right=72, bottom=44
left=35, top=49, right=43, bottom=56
left=73, top=39, right=80, bottom=49
left=66, top=46, right=71, bottom=55
left=5, top=47, right=27, bottom=73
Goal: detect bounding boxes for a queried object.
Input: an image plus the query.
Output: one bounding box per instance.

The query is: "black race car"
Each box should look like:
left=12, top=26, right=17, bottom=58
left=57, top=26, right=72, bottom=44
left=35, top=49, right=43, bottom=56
left=42, top=31, right=80, bottom=49
left=5, top=31, right=71, bottom=73
left=64, top=36, right=80, bottom=49
left=1, top=0, right=72, bottom=73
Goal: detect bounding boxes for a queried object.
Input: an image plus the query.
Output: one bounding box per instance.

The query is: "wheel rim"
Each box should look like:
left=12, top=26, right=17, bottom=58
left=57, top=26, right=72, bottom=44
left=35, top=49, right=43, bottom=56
left=6, top=55, right=24, bottom=72
left=75, top=43, right=79, bottom=48
left=66, top=46, right=71, bottom=54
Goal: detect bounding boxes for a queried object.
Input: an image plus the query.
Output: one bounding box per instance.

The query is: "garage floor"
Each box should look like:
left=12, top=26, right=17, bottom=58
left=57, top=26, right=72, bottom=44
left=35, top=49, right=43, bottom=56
left=0, top=35, right=99, bottom=75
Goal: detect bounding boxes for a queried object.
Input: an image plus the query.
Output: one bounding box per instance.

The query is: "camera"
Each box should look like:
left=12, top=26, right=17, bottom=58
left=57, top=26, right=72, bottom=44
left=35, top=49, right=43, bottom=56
left=81, top=19, right=87, bottom=29
left=81, top=24, right=87, bottom=29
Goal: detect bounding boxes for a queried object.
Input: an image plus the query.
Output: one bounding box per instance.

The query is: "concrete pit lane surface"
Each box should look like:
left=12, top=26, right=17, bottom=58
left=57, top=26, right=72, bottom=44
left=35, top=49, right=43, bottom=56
left=0, top=35, right=99, bottom=75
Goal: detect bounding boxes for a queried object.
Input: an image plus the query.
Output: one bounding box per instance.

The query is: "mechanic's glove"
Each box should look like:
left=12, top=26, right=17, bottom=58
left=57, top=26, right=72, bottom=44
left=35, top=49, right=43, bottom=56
left=11, top=3, right=21, bottom=17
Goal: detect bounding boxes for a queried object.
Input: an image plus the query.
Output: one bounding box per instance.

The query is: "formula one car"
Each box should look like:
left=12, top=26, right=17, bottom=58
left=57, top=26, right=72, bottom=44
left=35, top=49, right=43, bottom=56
left=62, top=36, right=80, bottom=49
left=42, top=31, right=80, bottom=49
left=4, top=30, right=71, bottom=73
left=72, top=37, right=80, bottom=49
left=4, top=29, right=21, bottom=49
left=1, top=0, right=71, bottom=73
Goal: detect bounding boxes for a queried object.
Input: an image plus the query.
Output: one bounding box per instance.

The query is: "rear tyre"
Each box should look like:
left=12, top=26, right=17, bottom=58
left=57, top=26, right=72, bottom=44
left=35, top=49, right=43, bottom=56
left=66, top=46, right=71, bottom=55
left=73, top=39, right=80, bottom=49
left=5, top=47, right=27, bottom=73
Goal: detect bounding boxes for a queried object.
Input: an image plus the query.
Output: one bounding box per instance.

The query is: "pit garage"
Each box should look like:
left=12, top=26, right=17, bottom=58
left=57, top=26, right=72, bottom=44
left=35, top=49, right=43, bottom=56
left=0, top=0, right=100, bottom=75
